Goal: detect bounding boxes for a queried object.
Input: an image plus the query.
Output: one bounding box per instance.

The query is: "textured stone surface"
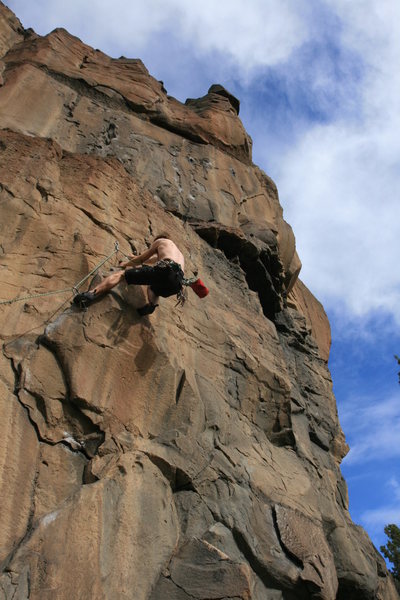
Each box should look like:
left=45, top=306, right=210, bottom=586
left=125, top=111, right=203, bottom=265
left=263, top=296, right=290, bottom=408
left=274, top=505, right=338, bottom=599
left=0, top=3, right=398, bottom=599
left=287, top=278, right=331, bottom=362
left=0, top=2, right=23, bottom=59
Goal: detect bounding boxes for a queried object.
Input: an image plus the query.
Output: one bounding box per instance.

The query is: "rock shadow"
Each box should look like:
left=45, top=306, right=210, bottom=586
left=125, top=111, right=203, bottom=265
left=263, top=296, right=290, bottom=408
left=134, top=323, right=157, bottom=374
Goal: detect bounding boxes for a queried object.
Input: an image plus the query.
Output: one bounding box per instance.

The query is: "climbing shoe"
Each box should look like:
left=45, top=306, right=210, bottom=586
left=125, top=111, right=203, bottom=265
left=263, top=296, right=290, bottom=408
left=137, top=303, right=158, bottom=316
left=73, top=291, right=97, bottom=309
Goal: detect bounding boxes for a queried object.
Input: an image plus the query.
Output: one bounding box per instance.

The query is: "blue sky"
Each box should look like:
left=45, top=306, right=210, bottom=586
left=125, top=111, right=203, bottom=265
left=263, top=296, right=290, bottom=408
left=5, top=0, right=400, bottom=561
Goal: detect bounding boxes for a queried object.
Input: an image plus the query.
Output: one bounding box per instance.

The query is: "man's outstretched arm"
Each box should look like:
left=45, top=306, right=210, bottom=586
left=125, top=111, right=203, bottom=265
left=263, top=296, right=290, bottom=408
left=119, top=242, right=158, bottom=269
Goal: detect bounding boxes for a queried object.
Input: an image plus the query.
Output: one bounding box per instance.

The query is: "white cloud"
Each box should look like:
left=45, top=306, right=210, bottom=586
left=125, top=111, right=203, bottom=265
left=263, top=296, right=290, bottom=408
left=274, top=0, right=400, bottom=320
left=167, top=0, right=307, bottom=72
left=275, top=119, right=400, bottom=318
left=388, top=477, right=400, bottom=501
left=7, top=0, right=308, bottom=71
left=341, top=394, right=400, bottom=466
left=6, top=0, right=174, bottom=48
left=361, top=507, right=400, bottom=534
left=361, top=478, right=400, bottom=535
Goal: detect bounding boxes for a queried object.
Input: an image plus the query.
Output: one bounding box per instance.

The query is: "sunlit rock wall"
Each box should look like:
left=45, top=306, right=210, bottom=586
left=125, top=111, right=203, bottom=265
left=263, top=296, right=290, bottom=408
left=0, top=3, right=398, bottom=599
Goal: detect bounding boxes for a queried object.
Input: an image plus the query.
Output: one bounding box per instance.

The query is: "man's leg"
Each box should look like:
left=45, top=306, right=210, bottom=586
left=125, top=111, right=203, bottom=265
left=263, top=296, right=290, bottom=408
left=125, top=266, right=161, bottom=316
left=92, top=270, right=125, bottom=295
left=73, top=269, right=125, bottom=307
left=136, top=286, right=160, bottom=316
left=138, top=269, right=182, bottom=316
left=147, top=287, right=159, bottom=306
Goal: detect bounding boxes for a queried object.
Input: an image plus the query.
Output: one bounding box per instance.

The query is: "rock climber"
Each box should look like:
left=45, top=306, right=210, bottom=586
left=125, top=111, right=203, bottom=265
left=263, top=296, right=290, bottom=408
left=73, top=234, right=186, bottom=316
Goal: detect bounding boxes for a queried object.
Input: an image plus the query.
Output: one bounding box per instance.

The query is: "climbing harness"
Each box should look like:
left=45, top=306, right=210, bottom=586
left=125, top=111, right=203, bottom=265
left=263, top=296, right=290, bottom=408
left=176, top=276, right=196, bottom=307
left=183, top=276, right=199, bottom=287
left=0, top=241, right=120, bottom=306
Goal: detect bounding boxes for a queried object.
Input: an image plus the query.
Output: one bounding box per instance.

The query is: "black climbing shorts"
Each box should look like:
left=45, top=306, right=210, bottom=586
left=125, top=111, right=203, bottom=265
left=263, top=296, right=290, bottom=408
left=124, top=261, right=184, bottom=298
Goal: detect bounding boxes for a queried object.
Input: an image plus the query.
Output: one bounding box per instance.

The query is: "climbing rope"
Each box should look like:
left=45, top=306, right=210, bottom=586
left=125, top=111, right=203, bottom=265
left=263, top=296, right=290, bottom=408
left=0, top=241, right=120, bottom=306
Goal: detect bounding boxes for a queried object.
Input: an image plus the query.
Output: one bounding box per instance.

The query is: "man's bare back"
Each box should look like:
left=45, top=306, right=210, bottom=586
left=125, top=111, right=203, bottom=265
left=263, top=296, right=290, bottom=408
left=150, top=238, right=185, bottom=270
left=119, top=237, right=184, bottom=271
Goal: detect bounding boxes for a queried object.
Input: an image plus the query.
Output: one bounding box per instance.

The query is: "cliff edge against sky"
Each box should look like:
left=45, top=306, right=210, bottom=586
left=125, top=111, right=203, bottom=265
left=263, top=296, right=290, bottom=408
left=0, top=3, right=398, bottom=599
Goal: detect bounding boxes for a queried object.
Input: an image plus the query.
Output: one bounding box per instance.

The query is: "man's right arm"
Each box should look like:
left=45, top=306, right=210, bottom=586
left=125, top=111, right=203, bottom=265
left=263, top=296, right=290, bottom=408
left=120, top=242, right=159, bottom=268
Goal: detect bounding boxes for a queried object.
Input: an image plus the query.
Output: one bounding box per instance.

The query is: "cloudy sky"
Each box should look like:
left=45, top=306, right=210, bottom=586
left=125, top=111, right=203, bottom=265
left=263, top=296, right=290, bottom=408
left=5, top=0, right=400, bottom=561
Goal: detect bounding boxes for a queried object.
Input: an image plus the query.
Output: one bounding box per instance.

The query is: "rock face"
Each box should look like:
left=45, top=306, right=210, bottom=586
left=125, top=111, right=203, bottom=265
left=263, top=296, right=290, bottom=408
left=0, top=3, right=398, bottom=599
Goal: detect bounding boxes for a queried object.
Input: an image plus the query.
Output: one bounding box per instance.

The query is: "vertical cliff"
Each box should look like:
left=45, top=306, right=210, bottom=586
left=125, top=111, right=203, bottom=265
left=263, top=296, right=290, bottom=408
left=0, top=4, right=398, bottom=599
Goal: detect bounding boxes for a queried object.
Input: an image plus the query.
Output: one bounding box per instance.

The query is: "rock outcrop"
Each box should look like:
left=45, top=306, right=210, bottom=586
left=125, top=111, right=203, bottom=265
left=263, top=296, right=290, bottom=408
left=0, top=3, right=398, bottom=599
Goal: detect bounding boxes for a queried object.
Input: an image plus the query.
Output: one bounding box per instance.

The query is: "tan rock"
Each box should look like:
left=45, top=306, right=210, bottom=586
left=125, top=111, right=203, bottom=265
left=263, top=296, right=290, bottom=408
left=0, top=354, right=40, bottom=564
left=274, top=504, right=338, bottom=599
left=0, top=1, right=24, bottom=59
left=2, top=453, right=179, bottom=600
left=166, top=538, right=252, bottom=599
left=1, top=27, right=252, bottom=162
left=0, top=4, right=398, bottom=600
left=288, top=278, right=331, bottom=361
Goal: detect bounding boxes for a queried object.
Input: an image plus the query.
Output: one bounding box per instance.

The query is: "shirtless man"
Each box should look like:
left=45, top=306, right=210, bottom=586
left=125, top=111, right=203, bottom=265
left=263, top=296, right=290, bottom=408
left=73, top=235, right=185, bottom=316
